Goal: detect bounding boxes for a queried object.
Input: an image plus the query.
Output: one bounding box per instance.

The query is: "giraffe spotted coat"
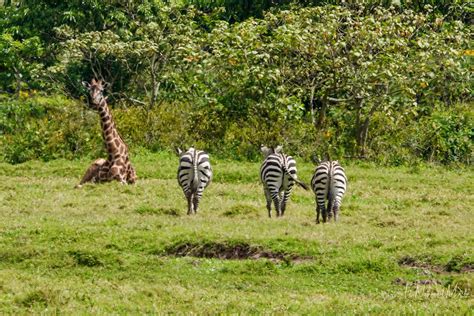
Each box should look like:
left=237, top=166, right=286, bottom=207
left=77, top=78, right=136, bottom=187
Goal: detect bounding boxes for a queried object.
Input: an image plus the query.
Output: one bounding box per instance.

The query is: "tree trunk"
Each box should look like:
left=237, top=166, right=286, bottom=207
left=145, top=54, right=163, bottom=146
left=309, top=84, right=317, bottom=129
left=355, top=99, right=378, bottom=157
left=354, top=97, right=363, bottom=153
left=356, top=117, right=370, bottom=157
left=150, top=54, right=158, bottom=110
left=316, top=95, right=328, bottom=129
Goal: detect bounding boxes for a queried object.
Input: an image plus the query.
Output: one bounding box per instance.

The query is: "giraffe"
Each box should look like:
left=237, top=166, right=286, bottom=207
left=76, top=78, right=137, bottom=188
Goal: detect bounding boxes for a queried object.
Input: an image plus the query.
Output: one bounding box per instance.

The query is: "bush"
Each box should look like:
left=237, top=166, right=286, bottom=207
left=366, top=103, right=473, bottom=165
left=418, top=106, right=473, bottom=164
left=0, top=95, right=471, bottom=165
left=0, top=95, right=103, bottom=164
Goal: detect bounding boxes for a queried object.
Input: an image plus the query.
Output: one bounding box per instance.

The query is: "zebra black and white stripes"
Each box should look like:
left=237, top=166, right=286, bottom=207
left=311, top=160, right=347, bottom=223
left=260, top=145, right=309, bottom=218
left=176, top=147, right=213, bottom=215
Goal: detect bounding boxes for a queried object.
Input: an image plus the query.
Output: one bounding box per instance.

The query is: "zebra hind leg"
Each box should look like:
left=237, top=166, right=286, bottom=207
left=321, top=204, right=328, bottom=223
left=264, top=188, right=272, bottom=218
left=327, top=198, right=335, bottom=222
left=316, top=204, right=321, bottom=224
left=272, top=193, right=281, bottom=217
left=333, top=203, right=340, bottom=222
left=186, top=192, right=194, bottom=215
left=281, top=190, right=292, bottom=217
left=327, top=207, right=333, bottom=221
left=192, top=193, right=201, bottom=214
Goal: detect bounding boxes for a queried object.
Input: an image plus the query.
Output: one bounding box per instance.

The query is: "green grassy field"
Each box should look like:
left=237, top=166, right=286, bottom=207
left=0, top=152, right=472, bottom=314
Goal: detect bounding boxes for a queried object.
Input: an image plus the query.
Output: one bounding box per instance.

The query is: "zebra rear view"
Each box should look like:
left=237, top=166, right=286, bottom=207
left=176, top=147, right=213, bottom=215
left=260, top=145, right=309, bottom=218
left=311, top=160, right=347, bottom=223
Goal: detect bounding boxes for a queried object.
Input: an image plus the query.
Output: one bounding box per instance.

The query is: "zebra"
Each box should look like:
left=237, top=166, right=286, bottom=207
left=260, top=145, right=309, bottom=218
left=311, top=160, right=347, bottom=223
left=176, top=147, right=213, bottom=215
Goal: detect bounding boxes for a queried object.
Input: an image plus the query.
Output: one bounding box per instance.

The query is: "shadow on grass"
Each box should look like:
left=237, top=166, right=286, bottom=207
left=135, top=205, right=180, bottom=216
left=222, top=204, right=259, bottom=218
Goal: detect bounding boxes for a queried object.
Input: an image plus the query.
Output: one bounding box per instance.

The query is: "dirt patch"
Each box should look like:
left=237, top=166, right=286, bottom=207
left=164, top=240, right=305, bottom=262
left=445, top=256, right=474, bottom=273
left=459, top=265, right=474, bottom=273
left=398, top=255, right=473, bottom=274
left=398, top=256, right=445, bottom=273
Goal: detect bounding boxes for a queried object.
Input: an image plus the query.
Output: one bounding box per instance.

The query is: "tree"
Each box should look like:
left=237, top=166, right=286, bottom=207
left=0, top=33, right=44, bottom=94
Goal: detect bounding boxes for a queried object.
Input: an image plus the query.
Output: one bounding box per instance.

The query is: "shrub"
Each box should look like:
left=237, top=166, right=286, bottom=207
left=0, top=95, right=102, bottom=164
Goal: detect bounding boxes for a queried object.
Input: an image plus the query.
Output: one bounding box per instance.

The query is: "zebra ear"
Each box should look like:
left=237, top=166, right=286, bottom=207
left=82, top=81, right=90, bottom=90
left=275, top=145, right=283, bottom=153
left=311, top=154, right=321, bottom=164
left=175, top=147, right=183, bottom=156
left=260, top=145, right=272, bottom=157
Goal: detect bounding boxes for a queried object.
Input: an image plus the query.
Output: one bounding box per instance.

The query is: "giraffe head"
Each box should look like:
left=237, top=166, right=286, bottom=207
left=82, top=78, right=108, bottom=109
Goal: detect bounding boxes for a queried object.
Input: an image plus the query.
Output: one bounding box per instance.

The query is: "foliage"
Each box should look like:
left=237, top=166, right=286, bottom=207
left=1, top=95, right=471, bottom=165
left=184, top=0, right=472, bottom=22
left=0, top=33, right=44, bottom=93
left=0, top=95, right=102, bottom=163
left=0, top=2, right=471, bottom=164
left=361, top=104, right=473, bottom=165
left=416, top=106, right=473, bottom=164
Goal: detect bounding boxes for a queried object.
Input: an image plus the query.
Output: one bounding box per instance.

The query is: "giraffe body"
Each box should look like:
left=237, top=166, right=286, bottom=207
left=77, top=79, right=136, bottom=187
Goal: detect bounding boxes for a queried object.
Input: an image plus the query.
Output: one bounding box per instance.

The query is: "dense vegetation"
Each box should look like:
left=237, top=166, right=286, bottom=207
left=0, top=153, right=472, bottom=313
left=0, top=1, right=472, bottom=164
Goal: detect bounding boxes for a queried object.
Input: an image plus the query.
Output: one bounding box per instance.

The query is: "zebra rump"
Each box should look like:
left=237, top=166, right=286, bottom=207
left=176, top=147, right=212, bottom=215
left=311, top=160, right=347, bottom=223
left=260, top=145, right=309, bottom=218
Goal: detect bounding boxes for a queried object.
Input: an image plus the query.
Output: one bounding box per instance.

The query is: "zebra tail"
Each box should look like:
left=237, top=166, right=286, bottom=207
left=191, top=149, right=199, bottom=192
left=295, top=179, right=310, bottom=191
left=327, top=161, right=334, bottom=212
left=282, top=165, right=310, bottom=191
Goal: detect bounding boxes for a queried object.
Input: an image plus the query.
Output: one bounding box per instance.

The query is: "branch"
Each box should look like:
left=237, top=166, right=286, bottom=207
left=309, top=81, right=316, bottom=125
left=327, top=96, right=352, bottom=103
left=125, top=96, right=147, bottom=106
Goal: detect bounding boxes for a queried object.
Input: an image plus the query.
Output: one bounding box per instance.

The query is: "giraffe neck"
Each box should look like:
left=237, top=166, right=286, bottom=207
left=96, top=98, right=125, bottom=160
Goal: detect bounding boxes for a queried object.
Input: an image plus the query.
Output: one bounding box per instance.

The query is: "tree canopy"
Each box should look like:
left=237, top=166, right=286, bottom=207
left=0, top=1, right=472, bottom=164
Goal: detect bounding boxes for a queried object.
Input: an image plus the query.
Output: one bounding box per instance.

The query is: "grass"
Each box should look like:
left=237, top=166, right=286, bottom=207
left=0, top=151, right=472, bottom=313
